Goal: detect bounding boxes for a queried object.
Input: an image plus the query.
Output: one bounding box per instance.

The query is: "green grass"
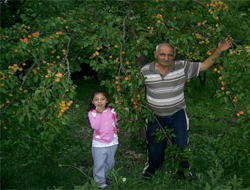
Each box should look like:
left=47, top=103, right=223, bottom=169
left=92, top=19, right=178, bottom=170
left=1, top=75, right=249, bottom=189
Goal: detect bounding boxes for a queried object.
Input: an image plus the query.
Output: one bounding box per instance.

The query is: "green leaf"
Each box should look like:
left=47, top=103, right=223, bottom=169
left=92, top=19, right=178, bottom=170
left=216, top=24, right=224, bottom=32
left=20, top=14, right=27, bottom=20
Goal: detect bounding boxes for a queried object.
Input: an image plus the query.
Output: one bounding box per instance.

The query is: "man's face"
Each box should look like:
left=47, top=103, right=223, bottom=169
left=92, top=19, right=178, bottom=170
left=154, top=45, right=175, bottom=67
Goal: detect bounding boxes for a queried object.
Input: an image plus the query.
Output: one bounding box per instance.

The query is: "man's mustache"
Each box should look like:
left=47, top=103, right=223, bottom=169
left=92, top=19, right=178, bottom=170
left=161, top=60, right=172, bottom=63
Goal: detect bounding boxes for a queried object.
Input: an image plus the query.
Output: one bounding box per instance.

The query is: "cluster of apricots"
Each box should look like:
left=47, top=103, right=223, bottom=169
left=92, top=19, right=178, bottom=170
left=156, top=14, right=163, bottom=19
left=115, top=96, right=123, bottom=105
left=0, top=120, right=7, bottom=130
left=108, top=55, right=120, bottom=64
left=19, top=31, right=40, bottom=44
left=92, top=44, right=121, bottom=58
left=20, top=31, right=63, bottom=45
left=194, top=33, right=210, bottom=45
left=56, top=31, right=63, bottom=35
left=197, top=20, right=208, bottom=27
left=0, top=69, right=30, bottom=109
left=156, top=14, right=164, bottom=24
left=57, top=100, right=73, bottom=118
left=115, top=76, right=122, bottom=92
left=206, top=0, right=229, bottom=16
left=232, top=96, right=238, bottom=103
left=45, top=69, right=52, bottom=78
left=213, top=66, right=223, bottom=74
left=8, top=64, right=23, bottom=73
left=55, top=72, right=64, bottom=82
left=1, top=96, right=11, bottom=108
left=130, top=94, right=142, bottom=111
left=195, top=33, right=203, bottom=40
left=0, top=103, right=5, bottom=109
left=194, top=15, right=222, bottom=46
left=57, top=17, right=67, bottom=23
left=21, top=24, right=31, bottom=30
left=236, top=110, right=244, bottom=117
left=213, top=66, right=230, bottom=91
left=245, top=46, right=250, bottom=56
left=18, top=88, right=28, bottom=93
left=193, top=30, right=212, bottom=46
left=48, top=31, right=64, bottom=41
left=0, top=74, right=6, bottom=81
left=229, top=49, right=248, bottom=56
left=214, top=67, right=246, bottom=117
left=44, top=68, right=64, bottom=82
left=15, top=24, right=32, bottom=36
left=147, top=26, right=154, bottom=34
left=93, top=51, right=100, bottom=57
left=114, top=75, right=142, bottom=110
left=207, top=50, right=212, bottom=56
left=32, top=66, right=40, bottom=74
left=1, top=35, right=10, bottom=41
left=3, top=63, right=25, bottom=83
left=124, top=75, right=131, bottom=81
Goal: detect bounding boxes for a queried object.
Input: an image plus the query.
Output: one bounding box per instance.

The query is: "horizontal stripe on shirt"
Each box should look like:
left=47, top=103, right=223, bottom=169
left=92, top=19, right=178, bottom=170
left=141, top=60, right=200, bottom=116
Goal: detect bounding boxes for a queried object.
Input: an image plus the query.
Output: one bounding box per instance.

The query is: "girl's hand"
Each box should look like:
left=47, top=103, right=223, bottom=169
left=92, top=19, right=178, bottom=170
left=96, top=107, right=104, bottom=114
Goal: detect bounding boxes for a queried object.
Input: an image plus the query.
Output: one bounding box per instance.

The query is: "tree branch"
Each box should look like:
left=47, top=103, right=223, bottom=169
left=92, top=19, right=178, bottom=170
left=65, top=37, right=72, bottom=80
left=118, top=13, right=130, bottom=76
left=144, top=31, right=158, bottom=38
left=191, top=0, right=207, bottom=8
left=20, top=62, right=36, bottom=88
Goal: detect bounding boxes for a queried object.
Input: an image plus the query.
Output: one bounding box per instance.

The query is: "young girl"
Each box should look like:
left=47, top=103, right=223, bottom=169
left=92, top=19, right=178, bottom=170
left=88, top=89, right=118, bottom=189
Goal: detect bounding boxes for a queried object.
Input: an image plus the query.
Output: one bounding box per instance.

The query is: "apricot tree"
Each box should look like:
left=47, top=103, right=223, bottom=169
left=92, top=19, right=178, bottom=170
left=0, top=0, right=249, bottom=159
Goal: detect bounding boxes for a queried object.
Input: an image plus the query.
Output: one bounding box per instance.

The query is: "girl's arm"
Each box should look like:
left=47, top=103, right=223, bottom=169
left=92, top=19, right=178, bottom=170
left=88, top=111, right=102, bottom=130
left=111, top=108, right=119, bottom=126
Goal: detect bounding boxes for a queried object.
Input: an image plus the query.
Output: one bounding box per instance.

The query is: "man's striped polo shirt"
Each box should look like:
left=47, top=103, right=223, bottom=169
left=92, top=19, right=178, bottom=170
left=141, top=60, right=201, bottom=116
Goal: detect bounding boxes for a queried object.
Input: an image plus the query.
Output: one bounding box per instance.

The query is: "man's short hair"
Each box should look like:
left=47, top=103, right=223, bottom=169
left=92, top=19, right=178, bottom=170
left=155, top=43, right=176, bottom=55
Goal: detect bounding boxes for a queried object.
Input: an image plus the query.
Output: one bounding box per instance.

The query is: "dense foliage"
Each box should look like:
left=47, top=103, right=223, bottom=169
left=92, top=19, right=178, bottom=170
left=1, top=0, right=250, bottom=189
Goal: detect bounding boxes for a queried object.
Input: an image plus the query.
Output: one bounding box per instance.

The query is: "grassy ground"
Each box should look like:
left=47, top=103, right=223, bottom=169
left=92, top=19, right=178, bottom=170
left=1, top=74, right=249, bottom=189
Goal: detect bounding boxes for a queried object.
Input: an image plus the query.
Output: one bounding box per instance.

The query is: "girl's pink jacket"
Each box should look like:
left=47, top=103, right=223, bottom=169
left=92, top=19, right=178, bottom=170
left=88, top=107, right=118, bottom=143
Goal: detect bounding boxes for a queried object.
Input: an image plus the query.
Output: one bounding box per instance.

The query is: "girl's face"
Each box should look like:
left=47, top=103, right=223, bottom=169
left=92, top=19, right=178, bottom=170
left=92, top=93, right=108, bottom=110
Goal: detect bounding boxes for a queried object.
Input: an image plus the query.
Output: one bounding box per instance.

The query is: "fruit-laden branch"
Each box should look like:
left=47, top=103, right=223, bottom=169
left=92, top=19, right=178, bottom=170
left=118, top=13, right=130, bottom=77
left=2, top=97, right=15, bottom=114
left=222, top=30, right=237, bottom=47
left=45, top=70, right=69, bottom=89
left=2, top=62, right=36, bottom=114
left=20, top=62, right=36, bottom=88
left=65, top=37, right=72, bottom=80
left=192, top=0, right=237, bottom=47
left=67, top=35, right=83, bottom=69
left=119, top=44, right=127, bottom=76
left=69, top=49, right=82, bottom=66
left=122, top=13, right=129, bottom=40
left=137, top=102, right=172, bottom=143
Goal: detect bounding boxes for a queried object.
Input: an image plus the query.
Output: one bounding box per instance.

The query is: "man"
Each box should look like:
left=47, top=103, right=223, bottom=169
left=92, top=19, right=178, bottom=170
left=141, top=38, right=233, bottom=180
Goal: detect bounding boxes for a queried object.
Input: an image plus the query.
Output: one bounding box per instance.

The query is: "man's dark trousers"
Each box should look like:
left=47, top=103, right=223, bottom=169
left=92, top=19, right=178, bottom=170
left=144, top=109, right=189, bottom=176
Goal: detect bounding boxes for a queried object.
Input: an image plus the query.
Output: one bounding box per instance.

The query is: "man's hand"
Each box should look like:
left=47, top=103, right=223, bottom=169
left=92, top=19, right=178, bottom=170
left=218, top=37, right=233, bottom=52
left=200, top=36, right=234, bottom=72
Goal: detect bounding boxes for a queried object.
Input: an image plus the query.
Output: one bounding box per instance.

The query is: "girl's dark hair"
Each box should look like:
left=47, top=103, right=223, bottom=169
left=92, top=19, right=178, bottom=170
left=88, top=89, right=109, bottom=111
